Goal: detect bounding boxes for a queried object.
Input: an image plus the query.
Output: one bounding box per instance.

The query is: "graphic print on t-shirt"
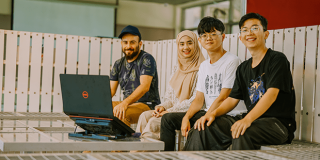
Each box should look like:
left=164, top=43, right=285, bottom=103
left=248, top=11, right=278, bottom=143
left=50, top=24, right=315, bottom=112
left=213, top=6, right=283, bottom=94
left=142, top=58, right=152, bottom=75
left=122, top=72, right=127, bottom=82
left=129, top=69, right=136, bottom=81
left=205, top=73, right=222, bottom=96
left=248, top=73, right=265, bottom=107
left=143, top=58, right=151, bottom=67
left=205, top=75, right=209, bottom=94
left=210, top=76, right=213, bottom=94
left=216, top=74, right=222, bottom=94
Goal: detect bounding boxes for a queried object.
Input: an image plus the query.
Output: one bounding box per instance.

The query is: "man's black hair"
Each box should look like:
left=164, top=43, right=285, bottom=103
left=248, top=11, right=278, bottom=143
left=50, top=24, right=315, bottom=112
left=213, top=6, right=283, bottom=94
left=239, top=13, right=268, bottom=31
left=197, top=16, right=225, bottom=36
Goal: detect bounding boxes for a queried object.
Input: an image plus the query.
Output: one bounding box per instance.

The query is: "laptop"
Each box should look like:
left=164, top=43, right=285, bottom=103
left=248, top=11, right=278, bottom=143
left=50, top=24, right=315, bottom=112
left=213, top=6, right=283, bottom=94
left=60, top=74, right=135, bottom=140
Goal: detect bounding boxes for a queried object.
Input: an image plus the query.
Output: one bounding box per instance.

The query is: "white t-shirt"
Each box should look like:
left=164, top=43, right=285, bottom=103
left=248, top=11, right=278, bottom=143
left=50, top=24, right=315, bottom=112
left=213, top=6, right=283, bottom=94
left=196, top=52, right=247, bottom=116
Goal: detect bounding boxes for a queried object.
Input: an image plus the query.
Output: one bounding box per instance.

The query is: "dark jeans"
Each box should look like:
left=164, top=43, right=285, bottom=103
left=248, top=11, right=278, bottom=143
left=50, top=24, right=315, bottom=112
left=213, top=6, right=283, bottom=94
left=160, top=110, right=206, bottom=151
left=183, top=115, right=289, bottom=150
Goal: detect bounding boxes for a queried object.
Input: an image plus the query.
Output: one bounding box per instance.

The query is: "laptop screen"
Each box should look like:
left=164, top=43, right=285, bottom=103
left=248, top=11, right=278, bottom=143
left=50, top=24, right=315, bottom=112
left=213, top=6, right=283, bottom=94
left=60, top=74, right=114, bottom=118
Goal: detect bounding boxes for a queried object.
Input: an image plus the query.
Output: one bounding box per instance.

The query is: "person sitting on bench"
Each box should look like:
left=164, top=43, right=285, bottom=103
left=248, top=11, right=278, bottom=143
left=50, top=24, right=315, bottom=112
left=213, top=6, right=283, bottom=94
left=183, top=13, right=296, bottom=151
left=110, top=25, right=161, bottom=126
left=135, top=30, right=205, bottom=139
left=160, top=17, right=245, bottom=151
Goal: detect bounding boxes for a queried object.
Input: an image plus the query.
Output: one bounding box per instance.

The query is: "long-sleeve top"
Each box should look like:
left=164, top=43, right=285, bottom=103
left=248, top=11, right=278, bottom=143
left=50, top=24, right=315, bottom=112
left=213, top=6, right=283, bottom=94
left=156, top=65, right=203, bottom=112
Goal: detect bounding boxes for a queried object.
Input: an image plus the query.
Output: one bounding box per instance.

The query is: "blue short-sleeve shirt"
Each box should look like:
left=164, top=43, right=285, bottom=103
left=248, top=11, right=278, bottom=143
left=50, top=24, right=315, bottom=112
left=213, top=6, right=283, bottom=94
left=110, top=50, right=160, bottom=109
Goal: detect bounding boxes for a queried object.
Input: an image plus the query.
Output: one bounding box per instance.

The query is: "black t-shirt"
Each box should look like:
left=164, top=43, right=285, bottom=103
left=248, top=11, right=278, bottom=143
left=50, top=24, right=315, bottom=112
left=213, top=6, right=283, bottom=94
left=229, top=48, right=296, bottom=143
left=110, top=50, right=161, bottom=109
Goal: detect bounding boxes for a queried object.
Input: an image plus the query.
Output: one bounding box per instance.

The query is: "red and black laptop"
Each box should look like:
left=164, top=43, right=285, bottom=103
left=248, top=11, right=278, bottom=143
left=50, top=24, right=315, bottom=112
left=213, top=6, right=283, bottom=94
left=60, top=74, right=135, bottom=140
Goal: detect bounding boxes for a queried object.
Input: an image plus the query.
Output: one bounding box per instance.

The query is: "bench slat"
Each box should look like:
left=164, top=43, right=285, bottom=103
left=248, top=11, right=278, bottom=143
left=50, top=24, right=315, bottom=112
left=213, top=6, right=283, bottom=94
left=283, top=28, right=296, bottom=138
left=0, top=30, right=4, bottom=110
left=283, top=28, right=295, bottom=73
left=274, top=29, right=284, bottom=52
left=41, top=33, right=55, bottom=112
left=151, top=41, right=158, bottom=61
left=53, top=34, right=66, bottom=113
left=313, top=25, right=320, bottom=143
left=230, top=34, right=238, bottom=56
left=237, top=37, right=246, bottom=62
left=301, top=25, right=318, bottom=141
left=223, top=34, right=230, bottom=52
left=293, top=27, right=306, bottom=140
left=143, top=41, right=152, bottom=55
left=66, top=35, right=78, bottom=74
left=111, top=39, right=122, bottom=101
left=172, top=40, right=178, bottom=67
left=156, top=41, right=162, bottom=96
left=266, top=30, right=274, bottom=49
left=160, top=40, right=168, bottom=102
left=166, top=40, right=173, bottom=87
left=4, top=31, right=18, bottom=112
left=100, top=38, right=112, bottom=76
left=78, top=36, right=89, bottom=75
left=29, top=33, right=43, bottom=112
left=89, top=37, right=100, bottom=75
left=16, top=32, right=31, bottom=112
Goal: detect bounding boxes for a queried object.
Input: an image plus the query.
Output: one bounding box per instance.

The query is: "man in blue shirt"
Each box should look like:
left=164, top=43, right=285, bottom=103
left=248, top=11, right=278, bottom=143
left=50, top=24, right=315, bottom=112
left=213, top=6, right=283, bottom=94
left=110, top=25, right=160, bottom=126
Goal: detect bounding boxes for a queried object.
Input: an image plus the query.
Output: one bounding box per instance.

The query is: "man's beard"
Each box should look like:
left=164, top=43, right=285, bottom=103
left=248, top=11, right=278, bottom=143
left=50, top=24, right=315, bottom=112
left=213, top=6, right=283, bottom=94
left=123, top=46, right=140, bottom=60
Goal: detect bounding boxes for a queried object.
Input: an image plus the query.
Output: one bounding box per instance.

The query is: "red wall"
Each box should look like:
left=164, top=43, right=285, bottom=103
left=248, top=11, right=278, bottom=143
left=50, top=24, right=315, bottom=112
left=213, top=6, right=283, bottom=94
left=247, top=0, right=320, bottom=30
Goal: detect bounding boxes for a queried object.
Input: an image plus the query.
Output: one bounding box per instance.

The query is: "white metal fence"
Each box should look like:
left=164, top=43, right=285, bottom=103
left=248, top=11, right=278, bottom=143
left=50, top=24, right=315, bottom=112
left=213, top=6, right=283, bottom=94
left=0, top=25, right=319, bottom=144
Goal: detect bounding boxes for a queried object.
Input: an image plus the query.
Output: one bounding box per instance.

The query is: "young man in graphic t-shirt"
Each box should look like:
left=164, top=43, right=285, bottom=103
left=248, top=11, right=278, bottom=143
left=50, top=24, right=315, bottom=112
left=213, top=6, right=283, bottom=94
left=160, top=17, right=246, bottom=151
left=183, top=13, right=296, bottom=150
left=197, top=53, right=241, bottom=112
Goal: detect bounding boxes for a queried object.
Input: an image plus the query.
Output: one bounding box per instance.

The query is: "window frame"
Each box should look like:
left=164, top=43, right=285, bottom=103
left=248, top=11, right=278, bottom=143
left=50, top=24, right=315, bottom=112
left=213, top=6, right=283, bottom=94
left=181, top=0, right=246, bottom=34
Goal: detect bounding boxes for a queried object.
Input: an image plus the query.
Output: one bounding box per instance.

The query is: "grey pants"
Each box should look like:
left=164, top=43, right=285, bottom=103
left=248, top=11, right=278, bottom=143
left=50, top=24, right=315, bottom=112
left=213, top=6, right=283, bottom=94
left=183, top=115, right=288, bottom=150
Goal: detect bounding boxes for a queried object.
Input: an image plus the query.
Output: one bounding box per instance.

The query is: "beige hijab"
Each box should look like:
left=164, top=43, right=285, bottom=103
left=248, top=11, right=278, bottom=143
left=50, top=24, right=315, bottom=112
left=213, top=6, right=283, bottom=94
left=169, top=30, right=205, bottom=102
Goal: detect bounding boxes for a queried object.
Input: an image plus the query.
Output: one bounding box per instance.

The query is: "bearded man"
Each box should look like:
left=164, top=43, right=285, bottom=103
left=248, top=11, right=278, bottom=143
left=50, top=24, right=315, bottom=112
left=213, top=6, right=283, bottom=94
left=110, top=25, right=160, bottom=126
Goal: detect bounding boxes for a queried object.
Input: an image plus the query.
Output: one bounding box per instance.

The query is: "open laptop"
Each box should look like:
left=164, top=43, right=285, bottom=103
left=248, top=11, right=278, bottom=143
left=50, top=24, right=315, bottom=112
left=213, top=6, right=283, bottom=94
left=60, top=74, right=135, bottom=140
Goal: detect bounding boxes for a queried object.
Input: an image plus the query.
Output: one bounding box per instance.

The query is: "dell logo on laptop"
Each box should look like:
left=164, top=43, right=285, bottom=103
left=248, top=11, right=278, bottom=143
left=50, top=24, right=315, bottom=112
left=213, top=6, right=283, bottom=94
left=82, top=91, right=89, bottom=99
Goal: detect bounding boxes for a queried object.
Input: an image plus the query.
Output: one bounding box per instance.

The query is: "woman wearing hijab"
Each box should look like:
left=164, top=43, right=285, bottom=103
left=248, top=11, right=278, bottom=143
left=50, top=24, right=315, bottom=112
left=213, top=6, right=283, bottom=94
left=136, top=30, right=206, bottom=139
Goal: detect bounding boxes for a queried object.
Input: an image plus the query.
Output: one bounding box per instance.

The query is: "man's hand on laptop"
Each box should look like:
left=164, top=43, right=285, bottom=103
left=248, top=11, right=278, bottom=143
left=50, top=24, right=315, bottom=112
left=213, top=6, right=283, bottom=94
left=113, top=102, right=129, bottom=120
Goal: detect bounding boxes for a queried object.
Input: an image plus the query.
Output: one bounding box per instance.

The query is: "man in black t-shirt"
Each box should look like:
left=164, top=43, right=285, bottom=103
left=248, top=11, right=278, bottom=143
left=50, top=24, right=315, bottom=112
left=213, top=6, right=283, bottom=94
left=110, top=25, right=160, bottom=126
left=183, top=13, right=296, bottom=150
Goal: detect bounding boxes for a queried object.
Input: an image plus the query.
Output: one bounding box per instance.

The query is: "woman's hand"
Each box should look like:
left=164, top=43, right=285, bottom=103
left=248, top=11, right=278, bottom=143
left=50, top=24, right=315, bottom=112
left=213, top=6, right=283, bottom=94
left=152, top=109, right=168, bottom=118
left=155, top=106, right=165, bottom=113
